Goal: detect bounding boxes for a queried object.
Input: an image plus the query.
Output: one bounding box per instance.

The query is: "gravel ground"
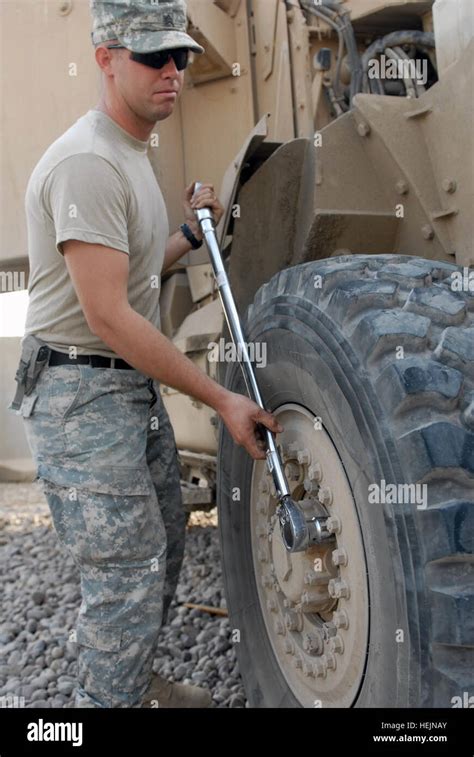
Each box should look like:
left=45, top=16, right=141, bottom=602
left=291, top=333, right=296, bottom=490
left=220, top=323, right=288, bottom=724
left=0, top=481, right=248, bottom=708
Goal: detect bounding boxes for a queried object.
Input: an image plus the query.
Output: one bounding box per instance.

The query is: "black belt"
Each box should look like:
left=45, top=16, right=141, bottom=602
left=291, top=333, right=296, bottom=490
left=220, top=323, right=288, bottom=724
left=48, top=349, right=134, bottom=370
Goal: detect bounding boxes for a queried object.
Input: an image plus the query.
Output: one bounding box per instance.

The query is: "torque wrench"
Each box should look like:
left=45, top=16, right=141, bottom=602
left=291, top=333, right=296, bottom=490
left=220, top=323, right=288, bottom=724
left=192, top=182, right=332, bottom=552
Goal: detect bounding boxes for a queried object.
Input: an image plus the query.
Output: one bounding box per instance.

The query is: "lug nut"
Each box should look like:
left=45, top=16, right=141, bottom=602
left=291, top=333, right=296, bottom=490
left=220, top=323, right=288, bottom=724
left=297, top=449, right=311, bottom=465
left=318, top=486, right=333, bottom=506
left=303, top=477, right=319, bottom=494
left=328, top=579, right=350, bottom=599
left=322, top=622, right=337, bottom=641
left=302, top=661, right=315, bottom=678
left=266, top=598, right=277, bottom=613
left=329, top=634, right=344, bottom=654
left=333, top=609, right=349, bottom=629
left=325, top=651, right=337, bottom=670
left=284, top=611, right=302, bottom=632
left=261, top=574, right=273, bottom=589
left=302, top=631, right=324, bottom=656
left=326, top=515, right=342, bottom=534
left=336, top=579, right=350, bottom=599
left=294, top=655, right=303, bottom=670
left=283, top=639, right=295, bottom=655
left=275, top=620, right=285, bottom=635
left=331, top=547, right=348, bottom=567
left=314, top=659, right=327, bottom=678
left=308, top=463, right=322, bottom=482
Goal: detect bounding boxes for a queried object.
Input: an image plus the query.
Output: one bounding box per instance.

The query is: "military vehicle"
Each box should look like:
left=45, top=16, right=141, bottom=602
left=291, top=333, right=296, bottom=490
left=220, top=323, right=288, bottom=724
left=1, top=0, right=472, bottom=707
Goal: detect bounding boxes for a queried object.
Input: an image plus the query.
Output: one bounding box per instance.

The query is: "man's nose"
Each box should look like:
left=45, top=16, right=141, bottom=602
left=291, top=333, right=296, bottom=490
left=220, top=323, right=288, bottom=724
left=162, top=55, right=180, bottom=76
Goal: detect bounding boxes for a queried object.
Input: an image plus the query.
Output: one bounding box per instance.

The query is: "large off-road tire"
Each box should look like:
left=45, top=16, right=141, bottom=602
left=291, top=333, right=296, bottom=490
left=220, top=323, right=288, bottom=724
left=217, top=255, right=474, bottom=708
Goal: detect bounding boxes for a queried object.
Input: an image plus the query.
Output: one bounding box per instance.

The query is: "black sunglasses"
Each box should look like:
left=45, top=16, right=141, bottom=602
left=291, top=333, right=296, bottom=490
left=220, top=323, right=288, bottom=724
left=107, top=45, right=190, bottom=71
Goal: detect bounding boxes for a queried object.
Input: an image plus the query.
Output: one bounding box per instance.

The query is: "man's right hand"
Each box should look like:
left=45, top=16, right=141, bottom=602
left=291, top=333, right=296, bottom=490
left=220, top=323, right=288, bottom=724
left=216, top=391, right=284, bottom=460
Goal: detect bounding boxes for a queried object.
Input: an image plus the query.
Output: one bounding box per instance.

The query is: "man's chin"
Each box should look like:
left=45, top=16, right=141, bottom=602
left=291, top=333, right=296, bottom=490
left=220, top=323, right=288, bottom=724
left=146, top=102, right=175, bottom=122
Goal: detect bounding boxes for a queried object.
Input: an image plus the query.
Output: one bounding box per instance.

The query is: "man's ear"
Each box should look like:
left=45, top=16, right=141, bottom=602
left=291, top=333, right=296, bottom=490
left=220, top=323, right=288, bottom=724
left=95, top=44, right=118, bottom=76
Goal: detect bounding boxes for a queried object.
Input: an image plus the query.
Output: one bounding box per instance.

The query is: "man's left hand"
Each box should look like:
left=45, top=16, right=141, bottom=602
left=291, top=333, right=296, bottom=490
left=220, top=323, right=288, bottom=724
left=183, top=181, right=225, bottom=240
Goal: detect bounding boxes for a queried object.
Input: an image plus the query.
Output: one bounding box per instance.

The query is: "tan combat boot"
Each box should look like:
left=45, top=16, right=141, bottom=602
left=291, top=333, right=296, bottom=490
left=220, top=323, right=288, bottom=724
left=141, top=672, right=212, bottom=708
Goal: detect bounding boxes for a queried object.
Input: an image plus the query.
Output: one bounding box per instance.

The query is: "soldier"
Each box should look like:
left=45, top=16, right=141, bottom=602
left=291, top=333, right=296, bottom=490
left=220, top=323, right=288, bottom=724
left=10, top=0, right=282, bottom=708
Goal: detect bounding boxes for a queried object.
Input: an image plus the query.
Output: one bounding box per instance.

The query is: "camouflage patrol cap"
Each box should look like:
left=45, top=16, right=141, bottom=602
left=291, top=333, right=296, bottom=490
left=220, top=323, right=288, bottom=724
left=90, top=0, right=205, bottom=55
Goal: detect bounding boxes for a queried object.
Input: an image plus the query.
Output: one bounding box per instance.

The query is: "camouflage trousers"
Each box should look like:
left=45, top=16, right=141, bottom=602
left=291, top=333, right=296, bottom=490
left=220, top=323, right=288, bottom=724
left=17, top=363, right=185, bottom=708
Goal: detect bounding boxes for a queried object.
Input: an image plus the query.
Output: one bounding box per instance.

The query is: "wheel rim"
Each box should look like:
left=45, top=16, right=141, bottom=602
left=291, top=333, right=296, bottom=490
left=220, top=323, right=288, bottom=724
left=250, top=403, right=370, bottom=707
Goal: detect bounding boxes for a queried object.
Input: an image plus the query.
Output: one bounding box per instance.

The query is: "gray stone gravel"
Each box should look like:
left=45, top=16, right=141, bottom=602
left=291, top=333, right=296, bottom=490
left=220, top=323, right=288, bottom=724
left=0, top=481, right=248, bottom=708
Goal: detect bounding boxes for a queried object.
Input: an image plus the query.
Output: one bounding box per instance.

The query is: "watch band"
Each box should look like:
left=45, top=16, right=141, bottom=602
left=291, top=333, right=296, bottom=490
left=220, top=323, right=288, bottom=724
left=180, top=222, right=203, bottom=249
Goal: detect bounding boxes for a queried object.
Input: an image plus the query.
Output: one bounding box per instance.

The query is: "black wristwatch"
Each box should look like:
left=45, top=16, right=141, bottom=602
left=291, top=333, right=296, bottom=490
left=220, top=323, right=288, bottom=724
left=180, top=222, right=203, bottom=249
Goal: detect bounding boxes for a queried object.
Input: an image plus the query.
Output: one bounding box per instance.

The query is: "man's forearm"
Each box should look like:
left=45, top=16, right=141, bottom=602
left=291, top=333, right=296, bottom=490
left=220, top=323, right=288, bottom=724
left=163, top=221, right=203, bottom=273
left=92, top=304, right=228, bottom=413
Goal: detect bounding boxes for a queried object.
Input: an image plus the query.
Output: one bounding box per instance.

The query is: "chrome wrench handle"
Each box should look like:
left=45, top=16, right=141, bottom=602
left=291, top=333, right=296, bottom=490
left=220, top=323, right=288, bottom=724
left=192, top=182, right=290, bottom=500
left=192, top=182, right=332, bottom=552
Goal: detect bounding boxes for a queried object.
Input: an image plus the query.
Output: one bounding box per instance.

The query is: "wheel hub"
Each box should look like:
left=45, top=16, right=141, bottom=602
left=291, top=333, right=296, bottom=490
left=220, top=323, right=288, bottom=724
left=250, top=404, right=369, bottom=707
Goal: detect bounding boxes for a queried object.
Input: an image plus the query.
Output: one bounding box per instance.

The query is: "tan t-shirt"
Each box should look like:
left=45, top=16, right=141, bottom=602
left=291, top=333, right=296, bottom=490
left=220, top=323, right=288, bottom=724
left=24, top=108, right=169, bottom=358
